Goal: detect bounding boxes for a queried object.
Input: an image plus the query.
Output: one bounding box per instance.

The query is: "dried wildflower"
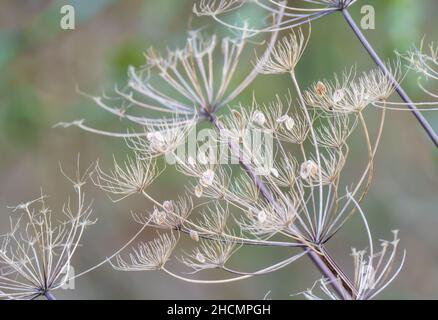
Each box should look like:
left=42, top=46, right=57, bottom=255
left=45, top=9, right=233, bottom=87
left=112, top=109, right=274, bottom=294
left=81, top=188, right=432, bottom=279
left=190, top=230, right=200, bottom=242
left=401, top=41, right=438, bottom=80
left=196, top=252, right=206, bottom=264
left=315, top=81, right=327, bottom=96
left=133, top=196, right=193, bottom=231
left=182, top=240, right=237, bottom=272
left=193, top=0, right=244, bottom=17
left=252, top=111, right=266, bottom=127
left=128, top=121, right=196, bottom=158
left=200, top=169, right=215, bottom=187
left=315, top=113, right=356, bottom=149
left=163, top=200, right=174, bottom=213
left=305, top=66, right=397, bottom=113
left=310, top=151, right=346, bottom=185
left=0, top=162, right=96, bottom=300
left=194, top=0, right=438, bottom=146
left=253, top=94, right=310, bottom=144
left=267, top=156, right=298, bottom=188
left=398, top=42, right=438, bottom=105
left=60, top=1, right=418, bottom=300
left=333, top=89, right=345, bottom=104
left=152, top=209, right=167, bottom=225
left=257, top=210, right=267, bottom=224
left=195, top=185, right=204, bottom=198
left=195, top=203, right=230, bottom=236
left=194, top=0, right=358, bottom=32
left=257, top=29, right=309, bottom=74
left=58, top=24, right=281, bottom=157
left=239, top=198, right=298, bottom=238
left=303, top=231, right=405, bottom=300
left=93, top=156, right=161, bottom=202
left=300, top=160, right=318, bottom=180
left=270, top=167, right=279, bottom=178
left=277, top=114, right=296, bottom=131
left=112, top=233, right=178, bottom=271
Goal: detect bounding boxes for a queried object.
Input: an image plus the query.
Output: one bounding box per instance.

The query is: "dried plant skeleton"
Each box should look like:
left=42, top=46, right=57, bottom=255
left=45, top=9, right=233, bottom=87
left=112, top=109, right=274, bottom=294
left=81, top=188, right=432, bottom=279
left=4, top=1, right=438, bottom=300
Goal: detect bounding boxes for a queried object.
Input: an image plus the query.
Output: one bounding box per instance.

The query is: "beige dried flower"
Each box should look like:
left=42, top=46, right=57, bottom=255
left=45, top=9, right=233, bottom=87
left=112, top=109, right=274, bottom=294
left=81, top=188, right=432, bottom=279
left=182, top=240, right=238, bottom=272
left=93, top=156, right=161, bottom=202
left=200, top=169, right=215, bottom=187
left=252, top=111, right=266, bottom=127
left=112, top=233, right=178, bottom=271
left=300, top=160, right=318, bottom=180
left=0, top=161, right=96, bottom=300
left=257, top=29, right=309, bottom=74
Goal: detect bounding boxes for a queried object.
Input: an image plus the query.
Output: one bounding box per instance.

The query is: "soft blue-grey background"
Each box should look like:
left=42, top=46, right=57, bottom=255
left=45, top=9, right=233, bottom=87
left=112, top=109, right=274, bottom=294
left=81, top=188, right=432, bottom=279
left=0, top=0, right=437, bottom=299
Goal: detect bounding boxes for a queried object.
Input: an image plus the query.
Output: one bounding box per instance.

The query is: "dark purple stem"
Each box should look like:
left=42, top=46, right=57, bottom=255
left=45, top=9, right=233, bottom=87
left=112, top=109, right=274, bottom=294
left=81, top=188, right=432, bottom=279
left=342, top=8, right=438, bottom=148
left=44, top=291, right=56, bottom=300
left=209, top=114, right=352, bottom=299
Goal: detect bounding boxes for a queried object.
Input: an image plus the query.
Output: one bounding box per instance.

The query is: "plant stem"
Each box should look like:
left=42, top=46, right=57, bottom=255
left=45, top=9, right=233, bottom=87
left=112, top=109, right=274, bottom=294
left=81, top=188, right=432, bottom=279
left=208, top=114, right=353, bottom=299
left=341, top=8, right=438, bottom=148
left=44, top=291, right=56, bottom=300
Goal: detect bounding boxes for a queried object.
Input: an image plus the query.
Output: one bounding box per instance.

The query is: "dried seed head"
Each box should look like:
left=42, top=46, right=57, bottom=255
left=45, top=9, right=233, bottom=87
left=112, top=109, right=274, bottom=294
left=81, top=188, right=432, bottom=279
left=253, top=111, right=266, bottom=127
left=112, top=233, right=178, bottom=271
left=196, top=253, right=206, bottom=263
left=93, top=156, right=160, bottom=202
left=257, top=210, right=267, bottom=224
left=300, top=160, right=318, bottom=180
left=200, top=169, right=215, bottom=187
left=276, top=115, right=290, bottom=124
left=190, top=230, right=200, bottom=242
left=194, top=0, right=357, bottom=33
left=315, top=81, right=327, bottom=97
left=183, top=240, right=237, bottom=272
left=153, top=209, right=167, bottom=225
left=195, top=184, right=204, bottom=198
left=257, top=29, right=309, bottom=74
left=276, top=113, right=297, bottom=131
left=193, top=0, right=244, bottom=16
left=163, top=200, right=174, bottom=213
left=285, top=117, right=296, bottom=131
left=0, top=162, right=96, bottom=299
left=333, top=89, right=345, bottom=104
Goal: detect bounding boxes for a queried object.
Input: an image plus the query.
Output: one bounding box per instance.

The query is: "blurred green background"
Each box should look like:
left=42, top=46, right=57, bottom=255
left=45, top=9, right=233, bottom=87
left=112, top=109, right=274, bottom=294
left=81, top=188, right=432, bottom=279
left=0, top=0, right=437, bottom=299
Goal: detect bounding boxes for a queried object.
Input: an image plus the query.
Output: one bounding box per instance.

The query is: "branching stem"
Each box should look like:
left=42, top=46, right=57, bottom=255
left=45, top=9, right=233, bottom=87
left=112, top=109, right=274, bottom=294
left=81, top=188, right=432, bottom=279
left=208, top=113, right=354, bottom=299
left=341, top=8, right=438, bottom=148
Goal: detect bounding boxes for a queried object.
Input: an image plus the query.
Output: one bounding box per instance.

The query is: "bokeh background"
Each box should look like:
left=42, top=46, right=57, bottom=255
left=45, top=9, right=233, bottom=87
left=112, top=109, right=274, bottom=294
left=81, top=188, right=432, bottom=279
left=0, top=0, right=437, bottom=299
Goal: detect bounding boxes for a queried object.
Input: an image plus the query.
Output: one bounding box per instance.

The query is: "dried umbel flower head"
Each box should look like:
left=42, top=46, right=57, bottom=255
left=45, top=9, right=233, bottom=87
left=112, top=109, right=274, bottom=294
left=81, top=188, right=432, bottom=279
left=182, top=240, right=238, bottom=272
left=315, top=113, right=356, bottom=149
left=305, top=65, right=399, bottom=113
left=256, top=28, right=309, bottom=74
left=300, top=160, right=318, bottom=180
left=0, top=162, right=96, bottom=300
left=93, top=155, right=161, bottom=202
left=193, top=0, right=244, bottom=16
left=60, top=1, right=414, bottom=300
left=399, top=41, right=438, bottom=106
left=58, top=21, right=284, bottom=163
left=80, top=47, right=401, bottom=299
left=252, top=111, right=266, bottom=127
left=127, top=121, right=196, bottom=158
left=200, top=169, right=215, bottom=187
left=401, top=40, right=438, bottom=79
left=112, top=233, right=178, bottom=271
left=303, top=231, right=405, bottom=300
left=132, top=195, right=193, bottom=230
left=194, top=0, right=358, bottom=32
